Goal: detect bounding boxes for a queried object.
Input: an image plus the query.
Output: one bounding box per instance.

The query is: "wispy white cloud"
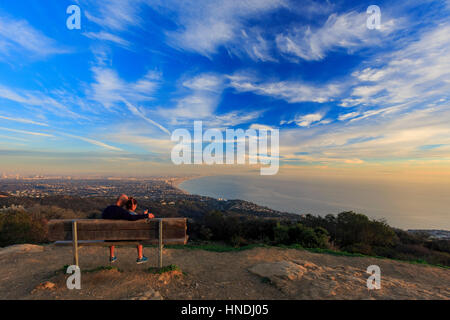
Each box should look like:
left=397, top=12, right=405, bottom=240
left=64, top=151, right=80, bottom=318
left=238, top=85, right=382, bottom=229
left=0, top=14, right=68, bottom=60
left=281, top=112, right=325, bottom=127
left=249, top=124, right=275, bottom=130
left=276, top=11, right=398, bottom=61
left=87, top=60, right=170, bottom=134
left=206, top=110, right=262, bottom=128
left=122, top=99, right=170, bottom=135
left=226, top=19, right=450, bottom=165
left=182, top=74, right=224, bottom=93
left=0, top=115, right=48, bottom=126
left=61, top=133, right=123, bottom=152
left=82, top=0, right=337, bottom=63
left=348, top=106, right=403, bottom=123
left=228, top=28, right=278, bottom=62
left=228, top=74, right=343, bottom=103
left=89, top=67, right=160, bottom=109
left=0, top=85, right=82, bottom=119
left=163, top=74, right=225, bottom=121
left=83, top=31, right=131, bottom=48
left=159, top=73, right=263, bottom=127
left=84, top=0, right=145, bottom=31
left=341, top=23, right=450, bottom=109
left=148, top=0, right=286, bottom=59
left=279, top=104, right=450, bottom=164
left=338, top=111, right=360, bottom=121
left=104, top=128, right=173, bottom=155
left=0, top=126, right=53, bottom=137
left=0, top=134, right=29, bottom=142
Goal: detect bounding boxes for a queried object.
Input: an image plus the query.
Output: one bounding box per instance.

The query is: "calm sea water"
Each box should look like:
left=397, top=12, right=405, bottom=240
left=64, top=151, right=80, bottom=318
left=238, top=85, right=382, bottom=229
left=179, top=175, right=450, bottom=230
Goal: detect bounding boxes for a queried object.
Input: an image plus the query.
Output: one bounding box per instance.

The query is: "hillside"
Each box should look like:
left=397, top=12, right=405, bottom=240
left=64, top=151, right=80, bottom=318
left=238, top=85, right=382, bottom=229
left=1, top=195, right=449, bottom=267
left=0, top=244, right=448, bottom=300
left=0, top=195, right=298, bottom=219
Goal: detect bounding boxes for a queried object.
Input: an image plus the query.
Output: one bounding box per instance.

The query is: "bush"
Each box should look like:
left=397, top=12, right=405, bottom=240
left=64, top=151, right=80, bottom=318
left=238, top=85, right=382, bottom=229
left=273, top=222, right=290, bottom=245
left=425, top=240, right=450, bottom=253
left=273, top=222, right=330, bottom=248
left=334, top=211, right=397, bottom=248
left=0, top=208, right=48, bottom=247
left=230, top=235, right=248, bottom=247
left=342, top=243, right=373, bottom=255
left=0, top=204, right=86, bottom=247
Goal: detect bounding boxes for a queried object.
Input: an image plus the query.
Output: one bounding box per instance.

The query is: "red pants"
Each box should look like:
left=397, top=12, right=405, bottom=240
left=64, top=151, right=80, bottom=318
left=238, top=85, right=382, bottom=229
left=110, top=245, right=143, bottom=259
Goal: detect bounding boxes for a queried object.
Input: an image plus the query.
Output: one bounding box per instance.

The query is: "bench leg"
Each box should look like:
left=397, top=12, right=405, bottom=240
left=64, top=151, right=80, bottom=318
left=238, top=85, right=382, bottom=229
left=158, top=219, right=163, bottom=268
left=72, top=221, right=79, bottom=267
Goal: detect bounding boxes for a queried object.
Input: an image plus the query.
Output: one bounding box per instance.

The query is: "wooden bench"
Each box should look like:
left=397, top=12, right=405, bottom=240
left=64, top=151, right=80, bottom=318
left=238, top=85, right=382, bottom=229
left=48, top=218, right=188, bottom=267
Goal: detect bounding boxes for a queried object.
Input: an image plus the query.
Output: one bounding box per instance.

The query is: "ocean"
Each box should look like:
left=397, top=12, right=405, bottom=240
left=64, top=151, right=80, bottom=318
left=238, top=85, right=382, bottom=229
left=179, top=175, right=450, bottom=230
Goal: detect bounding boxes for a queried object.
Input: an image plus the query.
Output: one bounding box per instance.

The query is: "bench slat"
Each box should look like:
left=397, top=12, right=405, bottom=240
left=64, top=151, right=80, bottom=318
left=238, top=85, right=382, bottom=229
left=53, top=238, right=187, bottom=246
left=48, top=218, right=187, bottom=243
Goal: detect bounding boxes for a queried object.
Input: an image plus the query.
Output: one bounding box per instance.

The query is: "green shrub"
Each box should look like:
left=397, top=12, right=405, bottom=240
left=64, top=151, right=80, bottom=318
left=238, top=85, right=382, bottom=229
left=342, top=242, right=373, bottom=255
left=273, top=222, right=329, bottom=248
left=0, top=208, right=48, bottom=247
left=148, top=264, right=180, bottom=274
left=334, top=211, right=397, bottom=248
left=273, top=222, right=290, bottom=245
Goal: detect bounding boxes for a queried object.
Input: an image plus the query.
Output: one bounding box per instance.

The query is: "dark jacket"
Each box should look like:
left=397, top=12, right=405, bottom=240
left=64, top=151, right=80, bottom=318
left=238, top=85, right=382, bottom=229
left=101, top=205, right=147, bottom=221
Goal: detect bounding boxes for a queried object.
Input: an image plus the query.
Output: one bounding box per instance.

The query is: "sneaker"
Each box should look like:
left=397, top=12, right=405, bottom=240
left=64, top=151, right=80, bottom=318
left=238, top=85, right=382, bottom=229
left=110, top=256, right=117, bottom=263
left=136, top=256, right=148, bottom=264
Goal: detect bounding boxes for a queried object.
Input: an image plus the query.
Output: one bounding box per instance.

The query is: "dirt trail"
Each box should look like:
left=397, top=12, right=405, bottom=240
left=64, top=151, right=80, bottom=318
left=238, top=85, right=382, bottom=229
left=0, top=244, right=448, bottom=300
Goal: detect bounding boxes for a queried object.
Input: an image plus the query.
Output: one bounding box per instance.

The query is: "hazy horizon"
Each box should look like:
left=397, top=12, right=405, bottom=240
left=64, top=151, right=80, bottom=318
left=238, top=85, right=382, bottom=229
left=180, top=174, right=450, bottom=230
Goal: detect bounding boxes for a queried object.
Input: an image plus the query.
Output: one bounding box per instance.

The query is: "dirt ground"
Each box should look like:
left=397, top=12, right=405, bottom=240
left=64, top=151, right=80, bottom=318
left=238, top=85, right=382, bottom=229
left=0, top=244, right=448, bottom=300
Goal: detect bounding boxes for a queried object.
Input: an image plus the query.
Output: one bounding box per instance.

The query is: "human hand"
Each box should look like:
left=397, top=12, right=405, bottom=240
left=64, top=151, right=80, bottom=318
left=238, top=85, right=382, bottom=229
left=148, top=213, right=155, bottom=219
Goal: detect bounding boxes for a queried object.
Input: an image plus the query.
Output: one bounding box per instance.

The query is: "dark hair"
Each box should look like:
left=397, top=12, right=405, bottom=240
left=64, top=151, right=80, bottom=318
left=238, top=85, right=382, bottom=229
left=125, top=197, right=137, bottom=210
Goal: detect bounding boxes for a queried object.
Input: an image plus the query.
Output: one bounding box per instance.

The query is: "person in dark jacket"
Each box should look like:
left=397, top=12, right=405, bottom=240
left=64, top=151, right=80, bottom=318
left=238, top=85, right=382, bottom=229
left=102, top=194, right=148, bottom=221
left=102, top=194, right=154, bottom=264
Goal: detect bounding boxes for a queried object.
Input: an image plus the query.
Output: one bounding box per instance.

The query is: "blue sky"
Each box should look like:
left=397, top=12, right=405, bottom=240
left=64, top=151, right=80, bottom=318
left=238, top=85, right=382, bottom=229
left=0, top=0, right=449, bottom=176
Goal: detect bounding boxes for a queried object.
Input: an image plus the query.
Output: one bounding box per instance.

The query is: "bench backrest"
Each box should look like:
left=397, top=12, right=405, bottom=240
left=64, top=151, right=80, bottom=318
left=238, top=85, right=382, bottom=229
left=48, top=218, right=187, bottom=244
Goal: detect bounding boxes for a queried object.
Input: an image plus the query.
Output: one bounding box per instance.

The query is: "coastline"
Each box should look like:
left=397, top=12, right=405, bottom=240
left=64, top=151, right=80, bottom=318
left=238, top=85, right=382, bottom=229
left=166, top=174, right=450, bottom=231
left=171, top=175, right=211, bottom=194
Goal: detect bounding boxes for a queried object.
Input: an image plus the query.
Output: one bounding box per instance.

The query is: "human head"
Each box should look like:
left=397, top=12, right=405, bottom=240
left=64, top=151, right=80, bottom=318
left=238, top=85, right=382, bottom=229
left=125, top=197, right=138, bottom=212
left=116, top=194, right=128, bottom=207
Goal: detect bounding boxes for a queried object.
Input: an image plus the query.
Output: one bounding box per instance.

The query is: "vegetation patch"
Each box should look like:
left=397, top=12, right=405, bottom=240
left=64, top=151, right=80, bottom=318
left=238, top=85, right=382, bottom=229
left=1, top=200, right=448, bottom=268
left=148, top=264, right=181, bottom=274
left=83, top=265, right=122, bottom=273
left=164, top=243, right=269, bottom=252
left=57, top=265, right=122, bottom=274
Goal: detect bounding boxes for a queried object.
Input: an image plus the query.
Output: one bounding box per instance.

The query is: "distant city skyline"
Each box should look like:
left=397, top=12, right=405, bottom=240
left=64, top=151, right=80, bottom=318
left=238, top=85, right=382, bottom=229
left=0, top=1, right=449, bottom=178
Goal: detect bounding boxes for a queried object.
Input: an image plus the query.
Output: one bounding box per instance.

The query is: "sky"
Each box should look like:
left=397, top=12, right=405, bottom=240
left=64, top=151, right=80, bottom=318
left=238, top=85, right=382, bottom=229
left=0, top=0, right=450, bottom=178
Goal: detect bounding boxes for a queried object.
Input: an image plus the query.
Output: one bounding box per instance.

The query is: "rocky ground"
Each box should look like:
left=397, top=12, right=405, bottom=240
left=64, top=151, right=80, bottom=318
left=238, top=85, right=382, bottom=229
left=0, top=244, right=448, bottom=300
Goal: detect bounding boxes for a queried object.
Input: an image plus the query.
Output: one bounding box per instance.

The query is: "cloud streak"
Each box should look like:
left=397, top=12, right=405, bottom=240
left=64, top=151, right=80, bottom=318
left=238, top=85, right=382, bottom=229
left=122, top=99, right=171, bottom=135
left=228, top=74, right=343, bottom=103
left=148, top=0, right=286, bottom=58
left=61, top=133, right=123, bottom=152
left=0, top=127, right=53, bottom=137
left=89, top=67, right=160, bottom=109
left=341, top=23, right=450, bottom=109
left=276, top=11, right=398, bottom=61
left=0, top=13, right=68, bottom=60
left=83, top=32, right=131, bottom=48
left=0, top=115, right=48, bottom=126
left=0, top=85, right=82, bottom=119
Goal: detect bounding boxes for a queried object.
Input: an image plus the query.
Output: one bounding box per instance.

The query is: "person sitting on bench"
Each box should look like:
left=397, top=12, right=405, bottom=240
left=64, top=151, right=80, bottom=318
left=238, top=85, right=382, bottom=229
left=102, top=194, right=154, bottom=264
